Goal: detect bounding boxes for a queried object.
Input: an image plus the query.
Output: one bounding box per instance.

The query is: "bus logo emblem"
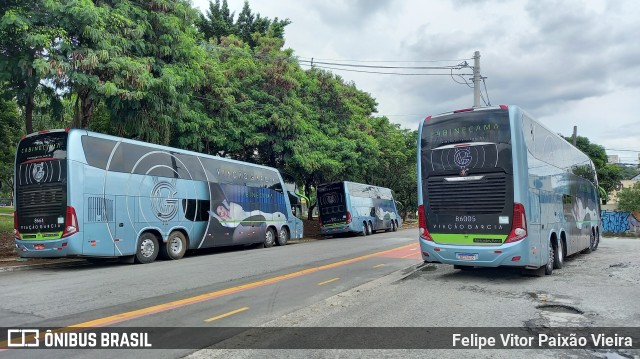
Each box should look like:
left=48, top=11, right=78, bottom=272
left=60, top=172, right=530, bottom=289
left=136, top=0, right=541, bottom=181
left=454, top=147, right=472, bottom=168
left=150, top=179, right=178, bottom=222
left=322, top=193, right=339, bottom=205
left=32, top=163, right=45, bottom=183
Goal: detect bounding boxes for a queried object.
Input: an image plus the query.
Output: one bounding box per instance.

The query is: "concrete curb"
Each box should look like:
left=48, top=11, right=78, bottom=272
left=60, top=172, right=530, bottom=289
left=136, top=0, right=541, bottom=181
left=0, top=259, right=86, bottom=272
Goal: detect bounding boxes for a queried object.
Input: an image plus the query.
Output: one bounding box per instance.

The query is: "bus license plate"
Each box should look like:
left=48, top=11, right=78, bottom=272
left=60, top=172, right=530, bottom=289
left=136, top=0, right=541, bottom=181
left=456, top=253, right=477, bottom=261
left=34, top=244, right=45, bottom=250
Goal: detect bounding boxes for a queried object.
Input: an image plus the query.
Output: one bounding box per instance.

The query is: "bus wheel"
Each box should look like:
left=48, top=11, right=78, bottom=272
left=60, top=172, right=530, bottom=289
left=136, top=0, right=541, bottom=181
left=264, top=228, right=276, bottom=248
left=276, top=227, right=289, bottom=246
left=593, top=230, right=600, bottom=250
left=160, top=231, right=187, bottom=260
left=391, top=221, right=397, bottom=232
left=589, top=230, right=598, bottom=251
left=135, top=232, right=159, bottom=264
left=553, top=238, right=564, bottom=269
left=544, top=241, right=554, bottom=275
left=361, top=222, right=368, bottom=236
left=366, top=221, right=373, bottom=235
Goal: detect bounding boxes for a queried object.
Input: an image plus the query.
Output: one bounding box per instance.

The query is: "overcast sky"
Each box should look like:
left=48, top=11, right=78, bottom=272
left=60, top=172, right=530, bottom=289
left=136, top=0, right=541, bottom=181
left=192, top=0, right=640, bottom=164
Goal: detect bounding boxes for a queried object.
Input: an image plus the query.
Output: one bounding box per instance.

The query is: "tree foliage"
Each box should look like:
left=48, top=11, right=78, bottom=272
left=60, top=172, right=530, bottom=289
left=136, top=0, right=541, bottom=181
left=617, top=165, right=640, bottom=180
left=564, top=135, right=623, bottom=201
left=0, top=90, right=22, bottom=202
left=617, top=182, right=640, bottom=214
left=198, top=0, right=290, bottom=48
left=0, top=0, right=419, bottom=218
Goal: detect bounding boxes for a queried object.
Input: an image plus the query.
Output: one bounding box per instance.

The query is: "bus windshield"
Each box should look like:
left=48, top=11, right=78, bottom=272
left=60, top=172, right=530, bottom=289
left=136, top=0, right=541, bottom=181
left=318, top=182, right=347, bottom=226
left=15, top=132, right=69, bottom=237
left=421, top=110, right=512, bottom=176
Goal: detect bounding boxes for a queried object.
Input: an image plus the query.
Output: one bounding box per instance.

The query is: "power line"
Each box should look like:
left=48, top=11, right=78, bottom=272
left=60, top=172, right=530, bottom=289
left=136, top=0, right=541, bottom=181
left=605, top=148, right=640, bottom=153
left=298, top=59, right=467, bottom=70
left=297, top=56, right=472, bottom=64
left=300, top=63, right=473, bottom=76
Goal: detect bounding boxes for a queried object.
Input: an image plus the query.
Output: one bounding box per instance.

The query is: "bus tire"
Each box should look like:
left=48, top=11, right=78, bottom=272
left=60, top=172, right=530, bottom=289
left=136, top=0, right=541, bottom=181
left=553, top=238, right=564, bottom=269
left=593, top=229, right=600, bottom=250
left=391, top=221, right=397, bottom=232
left=135, top=232, right=159, bottom=264
left=264, top=228, right=276, bottom=248
left=276, top=227, right=289, bottom=246
left=366, top=221, right=373, bottom=235
left=160, top=231, right=187, bottom=260
left=361, top=222, right=368, bottom=236
left=544, top=240, right=554, bottom=275
left=589, top=229, right=598, bottom=251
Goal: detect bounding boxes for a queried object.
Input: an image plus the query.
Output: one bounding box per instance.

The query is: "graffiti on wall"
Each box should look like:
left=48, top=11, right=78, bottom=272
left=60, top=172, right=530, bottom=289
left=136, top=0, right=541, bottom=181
left=601, top=210, right=640, bottom=233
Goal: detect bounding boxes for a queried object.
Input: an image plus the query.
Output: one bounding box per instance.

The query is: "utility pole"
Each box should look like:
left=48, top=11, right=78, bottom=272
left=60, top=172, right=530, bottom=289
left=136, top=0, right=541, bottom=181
left=572, top=126, right=577, bottom=146
left=472, top=51, right=481, bottom=107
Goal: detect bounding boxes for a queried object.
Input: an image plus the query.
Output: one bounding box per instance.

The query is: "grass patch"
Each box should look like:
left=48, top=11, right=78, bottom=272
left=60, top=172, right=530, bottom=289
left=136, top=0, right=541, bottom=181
left=0, top=207, right=13, bottom=215
left=0, top=215, right=12, bottom=234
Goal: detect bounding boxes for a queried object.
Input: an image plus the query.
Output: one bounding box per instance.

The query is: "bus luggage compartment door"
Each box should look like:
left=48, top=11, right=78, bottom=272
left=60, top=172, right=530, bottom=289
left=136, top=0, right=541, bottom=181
left=83, top=195, right=116, bottom=256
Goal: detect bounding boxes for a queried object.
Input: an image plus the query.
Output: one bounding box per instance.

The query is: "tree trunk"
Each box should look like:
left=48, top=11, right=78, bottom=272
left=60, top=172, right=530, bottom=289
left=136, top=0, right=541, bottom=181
left=24, top=94, right=34, bottom=134
left=305, top=179, right=314, bottom=220
left=74, top=88, right=94, bottom=129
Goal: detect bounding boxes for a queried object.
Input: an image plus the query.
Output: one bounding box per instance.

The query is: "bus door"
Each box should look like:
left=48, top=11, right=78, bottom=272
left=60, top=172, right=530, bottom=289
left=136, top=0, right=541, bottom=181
left=113, top=195, right=139, bottom=255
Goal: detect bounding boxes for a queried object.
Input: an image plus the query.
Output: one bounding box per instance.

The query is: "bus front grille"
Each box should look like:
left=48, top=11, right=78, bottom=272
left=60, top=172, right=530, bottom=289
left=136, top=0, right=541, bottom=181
left=426, top=174, right=508, bottom=214
left=16, top=185, right=66, bottom=217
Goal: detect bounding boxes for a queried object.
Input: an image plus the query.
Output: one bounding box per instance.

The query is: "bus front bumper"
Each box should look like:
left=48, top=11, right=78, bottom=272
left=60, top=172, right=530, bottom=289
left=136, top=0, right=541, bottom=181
left=419, top=237, right=531, bottom=267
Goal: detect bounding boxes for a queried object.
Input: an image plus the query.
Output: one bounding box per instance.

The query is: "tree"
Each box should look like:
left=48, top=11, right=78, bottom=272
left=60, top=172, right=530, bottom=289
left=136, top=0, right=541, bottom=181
left=0, top=94, right=22, bottom=203
left=198, top=0, right=235, bottom=41
left=198, top=0, right=290, bottom=48
left=0, top=0, right=61, bottom=134
left=565, top=135, right=623, bottom=201
left=617, top=182, right=640, bottom=214
left=617, top=164, right=640, bottom=180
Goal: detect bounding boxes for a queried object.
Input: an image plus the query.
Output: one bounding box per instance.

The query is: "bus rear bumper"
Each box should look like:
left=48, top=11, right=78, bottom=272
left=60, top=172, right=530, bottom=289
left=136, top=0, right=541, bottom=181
left=320, top=225, right=352, bottom=236
left=419, top=237, right=530, bottom=267
left=15, top=238, right=81, bottom=258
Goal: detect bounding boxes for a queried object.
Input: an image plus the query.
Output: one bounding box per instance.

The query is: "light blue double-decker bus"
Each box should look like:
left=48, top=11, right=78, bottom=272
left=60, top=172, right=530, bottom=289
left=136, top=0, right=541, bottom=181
left=317, top=181, right=401, bottom=237
left=417, top=105, right=600, bottom=275
left=14, top=129, right=303, bottom=264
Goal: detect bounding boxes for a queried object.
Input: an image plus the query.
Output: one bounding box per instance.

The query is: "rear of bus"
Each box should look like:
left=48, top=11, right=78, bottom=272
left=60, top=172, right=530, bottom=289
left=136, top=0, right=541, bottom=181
left=317, top=182, right=352, bottom=236
left=14, top=130, right=79, bottom=257
left=417, top=106, right=528, bottom=268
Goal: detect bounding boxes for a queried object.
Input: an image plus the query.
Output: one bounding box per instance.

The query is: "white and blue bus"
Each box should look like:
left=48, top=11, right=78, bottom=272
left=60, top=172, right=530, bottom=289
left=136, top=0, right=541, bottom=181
left=14, top=129, right=304, bottom=263
left=318, top=181, right=401, bottom=237
left=417, top=105, right=600, bottom=275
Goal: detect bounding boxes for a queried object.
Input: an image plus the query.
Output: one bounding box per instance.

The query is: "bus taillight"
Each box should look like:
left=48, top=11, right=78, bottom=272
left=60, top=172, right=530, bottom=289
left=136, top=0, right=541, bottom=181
left=346, top=211, right=352, bottom=224
left=61, top=206, right=79, bottom=238
left=14, top=212, right=21, bottom=240
left=505, top=202, right=527, bottom=243
left=418, top=205, right=433, bottom=241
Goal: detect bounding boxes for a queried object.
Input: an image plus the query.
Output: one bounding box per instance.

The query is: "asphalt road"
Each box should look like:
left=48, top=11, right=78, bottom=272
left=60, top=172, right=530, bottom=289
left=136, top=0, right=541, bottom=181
left=189, top=237, right=640, bottom=359
left=1, top=234, right=639, bottom=359
left=0, top=228, right=422, bottom=358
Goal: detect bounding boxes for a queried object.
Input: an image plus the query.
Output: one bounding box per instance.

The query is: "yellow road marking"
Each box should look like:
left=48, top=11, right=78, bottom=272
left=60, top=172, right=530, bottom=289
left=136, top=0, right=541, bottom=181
left=204, top=307, right=249, bottom=322
left=23, top=243, right=416, bottom=329
left=317, top=277, right=340, bottom=286
left=373, top=264, right=385, bottom=268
